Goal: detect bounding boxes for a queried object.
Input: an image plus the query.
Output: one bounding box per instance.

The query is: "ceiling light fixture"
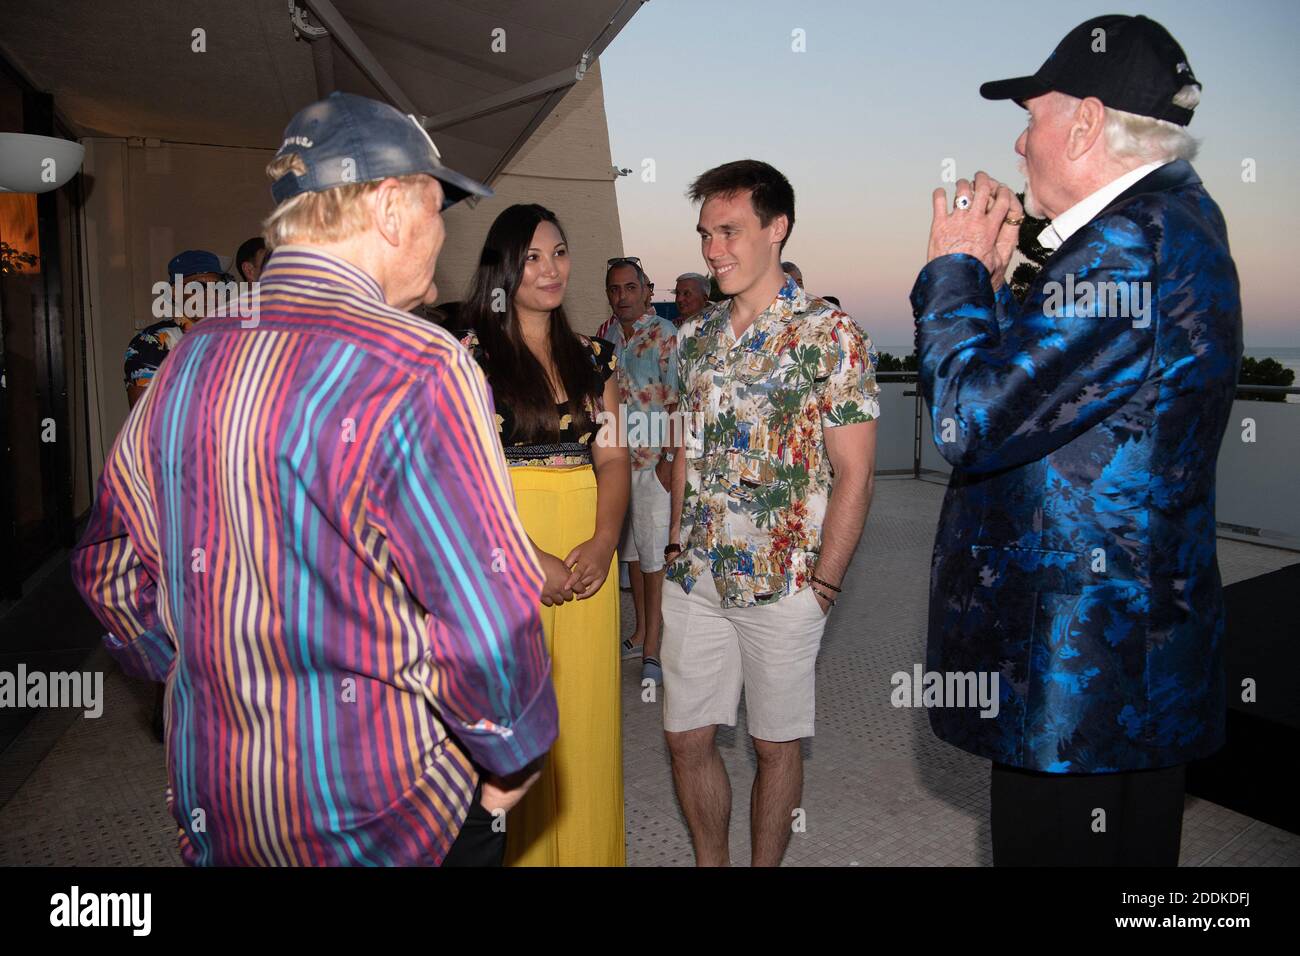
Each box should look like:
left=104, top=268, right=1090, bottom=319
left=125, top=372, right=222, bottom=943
left=0, top=133, right=86, bottom=193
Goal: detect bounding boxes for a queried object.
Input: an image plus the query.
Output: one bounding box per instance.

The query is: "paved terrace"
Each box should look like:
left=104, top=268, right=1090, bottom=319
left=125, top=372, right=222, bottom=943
left=2, top=478, right=1297, bottom=866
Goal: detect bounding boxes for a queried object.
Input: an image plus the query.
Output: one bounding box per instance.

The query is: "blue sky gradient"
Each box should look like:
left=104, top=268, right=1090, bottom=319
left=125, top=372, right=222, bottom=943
left=601, top=0, right=1300, bottom=347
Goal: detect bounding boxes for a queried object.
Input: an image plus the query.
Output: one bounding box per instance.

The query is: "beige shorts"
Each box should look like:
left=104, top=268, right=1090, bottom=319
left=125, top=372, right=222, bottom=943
left=619, top=467, right=672, bottom=572
left=660, top=579, right=828, bottom=741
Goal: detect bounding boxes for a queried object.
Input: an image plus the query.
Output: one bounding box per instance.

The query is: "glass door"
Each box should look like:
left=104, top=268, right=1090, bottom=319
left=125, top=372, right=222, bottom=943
left=0, top=62, right=74, bottom=598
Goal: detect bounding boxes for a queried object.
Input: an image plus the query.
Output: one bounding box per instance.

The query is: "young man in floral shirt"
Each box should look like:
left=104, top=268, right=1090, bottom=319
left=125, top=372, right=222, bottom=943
left=663, top=160, right=880, bottom=866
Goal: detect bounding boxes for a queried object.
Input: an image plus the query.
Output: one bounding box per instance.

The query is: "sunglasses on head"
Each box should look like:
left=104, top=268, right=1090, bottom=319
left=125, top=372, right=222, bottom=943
left=607, top=256, right=641, bottom=267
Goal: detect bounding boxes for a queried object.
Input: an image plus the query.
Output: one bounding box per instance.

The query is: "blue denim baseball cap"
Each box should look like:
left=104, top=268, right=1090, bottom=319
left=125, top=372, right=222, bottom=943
left=167, top=249, right=223, bottom=278
left=270, top=92, right=493, bottom=210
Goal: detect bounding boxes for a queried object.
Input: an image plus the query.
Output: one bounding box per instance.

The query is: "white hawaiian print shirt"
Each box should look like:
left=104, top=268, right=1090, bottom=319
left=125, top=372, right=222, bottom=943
left=667, top=276, right=880, bottom=608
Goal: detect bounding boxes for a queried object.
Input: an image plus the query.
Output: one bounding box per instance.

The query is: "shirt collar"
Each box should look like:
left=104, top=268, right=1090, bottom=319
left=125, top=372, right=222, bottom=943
left=259, top=245, right=386, bottom=302
left=614, top=308, right=658, bottom=337
left=744, top=273, right=807, bottom=334
left=715, top=273, right=806, bottom=325
left=634, top=308, right=660, bottom=330
left=1037, top=161, right=1167, bottom=251
left=782, top=274, right=809, bottom=312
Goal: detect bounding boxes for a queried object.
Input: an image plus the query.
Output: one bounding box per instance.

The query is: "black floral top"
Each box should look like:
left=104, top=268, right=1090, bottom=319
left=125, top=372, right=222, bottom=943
left=123, top=318, right=190, bottom=388
left=459, top=330, right=618, bottom=467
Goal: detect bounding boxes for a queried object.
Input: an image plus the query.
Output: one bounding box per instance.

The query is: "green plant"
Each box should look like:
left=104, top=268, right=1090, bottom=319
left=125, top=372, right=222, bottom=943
left=1008, top=193, right=1053, bottom=302
left=876, top=351, right=917, bottom=373
left=0, top=240, right=39, bottom=275
left=1238, top=356, right=1296, bottom=403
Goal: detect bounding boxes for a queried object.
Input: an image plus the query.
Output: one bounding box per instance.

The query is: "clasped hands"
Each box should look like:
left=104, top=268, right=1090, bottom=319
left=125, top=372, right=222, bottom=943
left=537, top=535, right=615, bottom=606
left=926, top=171, right=1026, bottom=291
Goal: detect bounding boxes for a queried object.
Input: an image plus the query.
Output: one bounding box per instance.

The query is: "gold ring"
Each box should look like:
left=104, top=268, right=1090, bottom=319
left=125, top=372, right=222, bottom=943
left=1004, top=216, right=1024, bottom=226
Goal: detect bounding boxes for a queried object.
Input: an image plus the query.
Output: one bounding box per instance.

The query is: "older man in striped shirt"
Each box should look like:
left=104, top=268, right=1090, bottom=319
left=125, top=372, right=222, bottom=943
left=72, top=93, right=557, bottom=866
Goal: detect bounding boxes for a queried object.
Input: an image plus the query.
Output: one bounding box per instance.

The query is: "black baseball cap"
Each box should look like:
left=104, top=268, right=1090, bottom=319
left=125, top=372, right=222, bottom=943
left=270, top=92, right=493, bottom=209
left=980, top=15, right=1201, bottom=126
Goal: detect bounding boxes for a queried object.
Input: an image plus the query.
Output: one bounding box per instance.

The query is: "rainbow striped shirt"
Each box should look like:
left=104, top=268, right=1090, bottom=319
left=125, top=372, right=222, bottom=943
left=71, top=247, right=557, bottom=866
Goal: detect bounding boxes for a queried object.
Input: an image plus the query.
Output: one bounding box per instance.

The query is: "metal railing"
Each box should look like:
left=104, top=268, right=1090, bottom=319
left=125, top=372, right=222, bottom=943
left=875, top=372, right=925, bottom=479
left=873, top=374, right=1300, bottom=548
left=1234, top=385, right=1300, bottom=398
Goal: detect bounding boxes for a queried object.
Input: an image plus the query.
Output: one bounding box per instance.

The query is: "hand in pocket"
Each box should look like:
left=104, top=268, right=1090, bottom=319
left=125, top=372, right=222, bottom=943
left=654, top=456, right=672, bottom=493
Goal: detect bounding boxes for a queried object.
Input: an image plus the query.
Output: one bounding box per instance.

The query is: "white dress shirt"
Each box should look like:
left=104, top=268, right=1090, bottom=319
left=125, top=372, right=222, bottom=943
left=1037, top=161, right=1167, bottom=251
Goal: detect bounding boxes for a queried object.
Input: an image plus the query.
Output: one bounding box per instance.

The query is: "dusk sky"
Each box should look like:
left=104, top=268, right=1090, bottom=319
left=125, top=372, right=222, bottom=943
left=600, top=0, right=1300, bottom=348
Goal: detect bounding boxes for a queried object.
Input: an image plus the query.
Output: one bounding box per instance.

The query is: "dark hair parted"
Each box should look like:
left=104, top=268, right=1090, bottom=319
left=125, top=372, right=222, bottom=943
left=462, top=203, right=603, bottom=444
left=687, top=159, right=795, bottom=251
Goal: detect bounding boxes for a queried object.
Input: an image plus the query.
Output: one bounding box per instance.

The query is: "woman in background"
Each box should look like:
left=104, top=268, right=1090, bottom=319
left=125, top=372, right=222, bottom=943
left=459, top=203, right=629, bottom=866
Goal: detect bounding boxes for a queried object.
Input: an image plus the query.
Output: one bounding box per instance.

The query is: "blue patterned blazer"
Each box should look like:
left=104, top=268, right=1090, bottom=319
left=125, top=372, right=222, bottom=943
left=909, top=160, right=1242, bottom=772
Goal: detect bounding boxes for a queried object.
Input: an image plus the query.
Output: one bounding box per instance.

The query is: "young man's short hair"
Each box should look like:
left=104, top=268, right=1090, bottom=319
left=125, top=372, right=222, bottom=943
left=235, top=237, right=266, bottom=279
left=688, top=159, right=795, bottom=251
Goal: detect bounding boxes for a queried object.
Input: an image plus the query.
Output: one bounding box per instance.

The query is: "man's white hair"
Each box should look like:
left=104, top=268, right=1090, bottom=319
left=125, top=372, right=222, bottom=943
left=676, top=272, right=710, bottom=295
left=1101, top=85, right=1202, bottom=164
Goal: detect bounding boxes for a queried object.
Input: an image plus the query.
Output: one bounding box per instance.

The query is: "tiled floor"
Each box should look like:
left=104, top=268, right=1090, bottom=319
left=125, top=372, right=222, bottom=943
left=618, top=480, right=1300, bottom=867
left=2, top=479, right=1298, bottom=866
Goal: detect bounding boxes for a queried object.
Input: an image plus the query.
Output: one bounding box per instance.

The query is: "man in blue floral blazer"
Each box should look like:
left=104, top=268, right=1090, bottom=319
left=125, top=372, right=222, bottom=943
left=910, top=15, right=1242, bottom=865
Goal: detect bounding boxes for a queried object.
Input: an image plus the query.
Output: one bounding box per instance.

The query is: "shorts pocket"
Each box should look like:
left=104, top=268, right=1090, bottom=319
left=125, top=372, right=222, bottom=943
left=801, top=585, right=829, bottom=618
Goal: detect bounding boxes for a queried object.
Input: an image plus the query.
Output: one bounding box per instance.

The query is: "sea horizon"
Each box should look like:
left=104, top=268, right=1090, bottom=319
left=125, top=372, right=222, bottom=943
left=874, top=345, right=1300, bottom=403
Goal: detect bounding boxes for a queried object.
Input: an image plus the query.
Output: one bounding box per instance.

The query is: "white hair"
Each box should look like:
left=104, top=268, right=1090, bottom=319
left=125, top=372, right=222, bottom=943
left=676, top=272, right=710, bottom=295
left=262, top=153, right=428, bottom=249
left=1102, top=85, right=1202, bottom=164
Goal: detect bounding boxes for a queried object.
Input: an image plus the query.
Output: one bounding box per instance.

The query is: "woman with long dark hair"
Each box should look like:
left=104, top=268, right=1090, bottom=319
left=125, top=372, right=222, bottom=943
left=459, top=203, right=629, bottom=866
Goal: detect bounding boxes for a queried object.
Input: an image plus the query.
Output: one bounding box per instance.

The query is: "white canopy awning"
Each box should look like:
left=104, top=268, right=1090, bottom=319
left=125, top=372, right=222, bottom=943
left=0, top=0, right=644, bottom=189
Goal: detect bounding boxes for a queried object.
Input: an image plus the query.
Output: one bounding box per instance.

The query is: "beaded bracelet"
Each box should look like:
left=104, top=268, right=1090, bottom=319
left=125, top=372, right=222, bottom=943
left=811, top=586, right=837, bottom=607
left=811, top=574, right=842, bottom=594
